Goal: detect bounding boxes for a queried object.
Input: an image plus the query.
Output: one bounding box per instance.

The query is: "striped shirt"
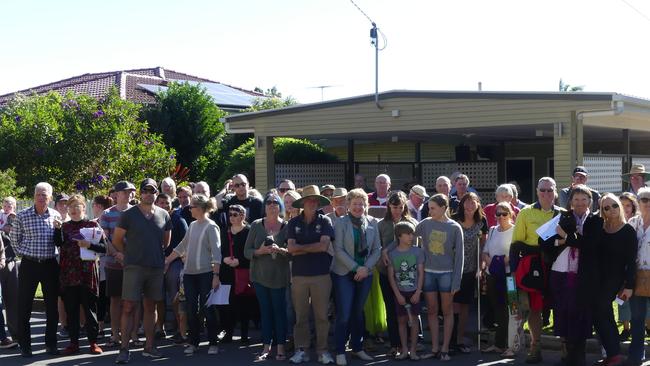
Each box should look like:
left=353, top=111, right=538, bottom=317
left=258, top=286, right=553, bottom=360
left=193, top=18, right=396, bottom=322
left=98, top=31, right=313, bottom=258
left=11, top=206, right=61, bottom=260
left=99, top=205, right=131, bottom=270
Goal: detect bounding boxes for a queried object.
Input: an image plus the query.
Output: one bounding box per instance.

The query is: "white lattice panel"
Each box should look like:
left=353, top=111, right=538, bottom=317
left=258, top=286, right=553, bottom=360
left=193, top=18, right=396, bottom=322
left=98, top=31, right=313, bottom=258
left=632, top=157, right=650, bottom=170
left=422, top=162, right=498, bottom=190
left=357, top=164, right=415, bottom=192
left=275, top=164, right=346, bottom=189
left=583, top=155, right=623, bottom=194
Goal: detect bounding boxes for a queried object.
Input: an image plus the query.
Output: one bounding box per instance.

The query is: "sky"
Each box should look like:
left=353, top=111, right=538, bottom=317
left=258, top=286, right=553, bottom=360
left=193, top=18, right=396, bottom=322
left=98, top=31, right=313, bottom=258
left=1, top=0, right=649, bottom=104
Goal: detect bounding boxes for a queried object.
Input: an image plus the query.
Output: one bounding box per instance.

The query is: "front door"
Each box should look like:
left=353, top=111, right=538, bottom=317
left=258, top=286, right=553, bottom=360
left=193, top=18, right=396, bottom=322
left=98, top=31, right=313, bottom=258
left=506, top=158, right=534, bottom=203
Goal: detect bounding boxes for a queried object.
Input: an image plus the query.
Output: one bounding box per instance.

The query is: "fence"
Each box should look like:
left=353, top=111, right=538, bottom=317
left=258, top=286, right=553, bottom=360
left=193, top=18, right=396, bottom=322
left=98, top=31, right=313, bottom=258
left=582, top=155, right=623, bottom=194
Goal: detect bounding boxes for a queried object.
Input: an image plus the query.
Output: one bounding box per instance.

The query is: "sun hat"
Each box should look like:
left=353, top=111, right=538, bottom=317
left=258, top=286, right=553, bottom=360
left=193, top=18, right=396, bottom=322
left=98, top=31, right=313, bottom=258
left=622, top=164, right=650, bottom=182
left=292, top=185, right=331, bottom=208
left=331, top=187, right=348, bottom=199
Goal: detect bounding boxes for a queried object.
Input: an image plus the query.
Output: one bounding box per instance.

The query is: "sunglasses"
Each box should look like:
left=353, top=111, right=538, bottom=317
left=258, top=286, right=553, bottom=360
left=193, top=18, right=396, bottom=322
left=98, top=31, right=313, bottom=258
left=141, top=188, right=157, bottom=194
left=495, top=212, right=509, bottom=217
left=602, top=203, right=619, bottom=211
left=538, top=188, right=554, bottom=193
left=265, top=201, right=280, bottom=205
left=233, top=182, right=247, bottom=188
left=229, top=212, right=241, bottom=217
left=640, top=197, right=650, bottom=203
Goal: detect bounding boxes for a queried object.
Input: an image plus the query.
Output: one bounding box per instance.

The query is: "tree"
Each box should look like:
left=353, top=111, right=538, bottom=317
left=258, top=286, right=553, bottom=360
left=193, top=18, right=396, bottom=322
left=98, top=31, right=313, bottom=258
left=0, top=89, right=175, bottom=196
left=144, top=82, right=227, bottom=182
left=218, top=137, right=338, bottom=187
left=559, top=79, right=584, bottom=92
left=0, top=168, right=26, bottom=199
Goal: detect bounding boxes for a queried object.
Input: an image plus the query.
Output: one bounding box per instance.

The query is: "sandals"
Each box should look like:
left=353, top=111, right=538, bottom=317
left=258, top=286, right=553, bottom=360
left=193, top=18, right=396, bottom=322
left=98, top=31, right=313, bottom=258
left=420, top=350, right=440, bottom=359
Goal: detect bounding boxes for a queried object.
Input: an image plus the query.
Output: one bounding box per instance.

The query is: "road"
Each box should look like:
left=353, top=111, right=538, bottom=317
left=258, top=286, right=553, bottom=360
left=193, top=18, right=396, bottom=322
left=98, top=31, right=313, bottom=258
left=0, top=311, right=641, bottom=365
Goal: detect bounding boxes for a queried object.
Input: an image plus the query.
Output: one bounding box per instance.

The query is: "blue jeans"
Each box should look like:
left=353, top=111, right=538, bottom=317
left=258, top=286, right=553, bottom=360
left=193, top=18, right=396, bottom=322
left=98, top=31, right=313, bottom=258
left=184, top=272, right=218, bottom=347
left=254, top=283, right=287, bottom=346
left=332, top=272, right=373, bottom=354
left=629, top=295, right=649, bottom=362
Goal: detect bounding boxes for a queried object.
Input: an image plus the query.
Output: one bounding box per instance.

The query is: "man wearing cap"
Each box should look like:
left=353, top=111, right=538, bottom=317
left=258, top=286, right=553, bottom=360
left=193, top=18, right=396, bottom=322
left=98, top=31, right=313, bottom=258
left=321, top=185, right=336, bottom=215
left=11, top=182, right=62, bottom=357
left=54, top=193, right=70, bottom=223
left=558, top=166, right=601, bottom=211
left=368, top=174, right=391, bottom=206
left=287, top=185, right=335, bottom=365
left=112, top=179, right=172, bottom=363
left=99, top=181, right=136, bottom=350
left=326, top=188, right=348, bottom=225
left=623, top=164, right=650, bottom=196
left=407, top=185, right=428, bottom=222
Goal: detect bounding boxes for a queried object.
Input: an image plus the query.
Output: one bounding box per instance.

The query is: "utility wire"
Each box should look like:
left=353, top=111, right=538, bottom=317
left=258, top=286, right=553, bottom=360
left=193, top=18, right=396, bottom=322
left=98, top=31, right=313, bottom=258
left=620, top=0, right=650, bottom=24
left=349, top=0, right=375, bottom=24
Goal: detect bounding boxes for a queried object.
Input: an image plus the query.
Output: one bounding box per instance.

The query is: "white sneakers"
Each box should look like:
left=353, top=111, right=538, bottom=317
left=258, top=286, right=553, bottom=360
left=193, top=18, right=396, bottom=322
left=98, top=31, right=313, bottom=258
left=290, top=349, right=310, bottom=364
left=319, top=352, right=335, bottom=364
left=352, top=350, right=374, bottom=361
left=335, top=354, right=347, bottom=366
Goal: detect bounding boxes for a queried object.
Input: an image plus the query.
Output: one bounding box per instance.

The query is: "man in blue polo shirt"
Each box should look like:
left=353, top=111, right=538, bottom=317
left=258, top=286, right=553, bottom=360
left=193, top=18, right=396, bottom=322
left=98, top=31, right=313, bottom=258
left=287, top=185, right=335, bottom=365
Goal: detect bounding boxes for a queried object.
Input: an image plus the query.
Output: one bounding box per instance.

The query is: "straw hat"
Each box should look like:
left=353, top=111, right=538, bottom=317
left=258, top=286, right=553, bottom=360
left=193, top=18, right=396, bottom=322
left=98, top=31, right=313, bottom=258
left=410, top=185, right=429, bottom=198
left=622, top=164, right=650, bottom=182
left=292, top=185, right=331, bottom=208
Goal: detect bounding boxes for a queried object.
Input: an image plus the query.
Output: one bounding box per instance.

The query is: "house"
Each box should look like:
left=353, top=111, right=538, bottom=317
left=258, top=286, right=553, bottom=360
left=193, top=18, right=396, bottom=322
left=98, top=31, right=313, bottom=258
left=0, top=67, right=265, bottom=113
left=222, top=90, right=650, bottom=201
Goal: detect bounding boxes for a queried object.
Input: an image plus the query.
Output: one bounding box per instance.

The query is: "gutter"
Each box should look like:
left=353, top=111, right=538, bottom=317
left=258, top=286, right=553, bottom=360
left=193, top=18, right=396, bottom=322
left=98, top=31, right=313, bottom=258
left=221, top=118, right=254, bottom=134
left=576, top=100, right=624, bottom=120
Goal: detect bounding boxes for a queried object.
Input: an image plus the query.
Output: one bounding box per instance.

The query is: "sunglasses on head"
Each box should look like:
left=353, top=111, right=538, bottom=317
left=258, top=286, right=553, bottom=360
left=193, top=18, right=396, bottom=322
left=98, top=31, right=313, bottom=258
left=538, top=188, right=554, bottom=193
left=495, top=212, right=509, bottom=217
left=602, top=203, right=619, bottom=211
left=233, top=182, right=247, bottom=188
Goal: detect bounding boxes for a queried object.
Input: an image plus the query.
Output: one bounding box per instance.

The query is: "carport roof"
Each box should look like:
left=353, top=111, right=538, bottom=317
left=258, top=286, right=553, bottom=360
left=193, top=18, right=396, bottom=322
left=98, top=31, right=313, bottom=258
left=223, top=89, right=650, bottom=123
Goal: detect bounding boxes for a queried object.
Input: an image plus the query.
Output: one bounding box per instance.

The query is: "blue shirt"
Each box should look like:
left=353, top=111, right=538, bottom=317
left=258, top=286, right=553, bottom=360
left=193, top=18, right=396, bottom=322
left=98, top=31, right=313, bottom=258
left=287, top=213, right=334, bottom=277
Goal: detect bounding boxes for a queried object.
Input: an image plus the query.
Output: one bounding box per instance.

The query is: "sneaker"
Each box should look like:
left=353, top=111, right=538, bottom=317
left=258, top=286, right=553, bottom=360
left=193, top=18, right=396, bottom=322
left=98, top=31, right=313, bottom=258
left=335, top=353, right=347, bottom=366
left=0, top=338, right=18, bottom=349
left=319, top=352, right=334, bottom=364
left=115, top=348, right=130, bottom=364
left=290, top=349, right=310, bottom=364
left=59, top=326, right=69, bottom=339
left=352, top=350, right=374, bottom=361
left=142, top=347, right=163, bottom=358
left=208, top=345, right=219, bottom=355
left=184, top=345, right=197, bottom=355
left=90, top=342, right=103, bottom=355
left=62, top=343, right=80, bottom=355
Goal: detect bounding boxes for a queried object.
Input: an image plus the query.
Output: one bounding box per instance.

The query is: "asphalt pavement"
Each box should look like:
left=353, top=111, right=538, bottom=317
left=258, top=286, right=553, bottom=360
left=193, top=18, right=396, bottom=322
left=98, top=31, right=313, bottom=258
left=0, top=311, right=643, bottom=366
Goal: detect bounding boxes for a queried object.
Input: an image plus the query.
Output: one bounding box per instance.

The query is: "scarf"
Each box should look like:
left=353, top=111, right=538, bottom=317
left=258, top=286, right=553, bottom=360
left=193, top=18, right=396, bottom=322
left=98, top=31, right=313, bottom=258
left=349, top=213, right=368, bottom=257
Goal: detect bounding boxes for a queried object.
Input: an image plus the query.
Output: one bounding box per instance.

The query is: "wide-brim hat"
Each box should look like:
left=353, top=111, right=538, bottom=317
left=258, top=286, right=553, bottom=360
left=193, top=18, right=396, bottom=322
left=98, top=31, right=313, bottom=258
left=293, top=185, right=331, bottom=208
left=331, top=187, right=348, bottom=199
left=622, top=164, right=650, bottom=182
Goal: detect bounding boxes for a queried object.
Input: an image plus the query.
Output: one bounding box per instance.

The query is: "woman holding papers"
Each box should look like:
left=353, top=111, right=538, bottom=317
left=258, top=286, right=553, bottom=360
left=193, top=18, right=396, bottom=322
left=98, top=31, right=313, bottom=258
left=540, top=185, right=603, bottom=366
left=164, top=194, right=221, bottom=356
left=244, top=192, right=290, bottom=361
left=53, top=194, right=106, bottom=355
left=592, top=193, right=636, bottom=366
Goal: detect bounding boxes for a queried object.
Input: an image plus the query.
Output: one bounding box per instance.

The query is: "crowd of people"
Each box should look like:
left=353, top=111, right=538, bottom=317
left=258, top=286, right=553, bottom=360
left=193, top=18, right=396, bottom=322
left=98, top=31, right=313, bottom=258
left=0, top=163, right=650, bottom=366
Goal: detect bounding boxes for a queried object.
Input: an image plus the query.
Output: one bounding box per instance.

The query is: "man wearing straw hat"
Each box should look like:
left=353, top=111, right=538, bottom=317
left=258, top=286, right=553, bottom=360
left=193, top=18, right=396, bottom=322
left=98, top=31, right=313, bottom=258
left=326, top=188, right=348, bottom=225
left=623, top=164, right=650, bottom=196
left=287, top=185, right=335, bottom=365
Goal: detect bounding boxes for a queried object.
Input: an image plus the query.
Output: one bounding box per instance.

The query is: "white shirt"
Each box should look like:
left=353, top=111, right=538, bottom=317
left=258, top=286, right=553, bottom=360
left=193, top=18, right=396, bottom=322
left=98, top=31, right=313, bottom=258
left=483, top=225, right=514, bottom=258
left=629, top=215, right=650, bottom=270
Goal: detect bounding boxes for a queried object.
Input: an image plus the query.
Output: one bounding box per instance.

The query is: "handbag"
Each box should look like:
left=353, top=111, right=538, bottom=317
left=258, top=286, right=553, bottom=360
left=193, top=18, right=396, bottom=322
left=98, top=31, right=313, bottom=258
left=229, top=231, right=255, bottom=296
left=635, top=269, right=650, bottom=297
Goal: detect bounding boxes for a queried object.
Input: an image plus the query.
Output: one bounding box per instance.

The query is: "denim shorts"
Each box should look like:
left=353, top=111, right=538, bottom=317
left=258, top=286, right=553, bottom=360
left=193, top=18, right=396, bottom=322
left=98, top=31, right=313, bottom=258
left=423, top=271, right=452, bottom=293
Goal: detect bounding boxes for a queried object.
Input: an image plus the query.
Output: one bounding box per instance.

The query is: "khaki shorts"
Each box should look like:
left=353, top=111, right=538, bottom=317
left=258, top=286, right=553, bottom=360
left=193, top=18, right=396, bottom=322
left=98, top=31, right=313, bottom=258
left=122, top=265, right=164, bottom=301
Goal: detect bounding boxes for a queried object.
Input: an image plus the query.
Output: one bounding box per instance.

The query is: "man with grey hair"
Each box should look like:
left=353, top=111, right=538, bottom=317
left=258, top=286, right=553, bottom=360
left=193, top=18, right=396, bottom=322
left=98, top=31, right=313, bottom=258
left=421, top=176, right=453, bottom=219
left=11, top=182, right=62, bottom=357
left=193, top=181, right=211, bottom=197
left=507, top=182, right=527, bottom=209
left=483, top=184, right=521, bottom=227
left=368, top=174, right=391, bottom=206
left=511, top=177, right=563, bottom=364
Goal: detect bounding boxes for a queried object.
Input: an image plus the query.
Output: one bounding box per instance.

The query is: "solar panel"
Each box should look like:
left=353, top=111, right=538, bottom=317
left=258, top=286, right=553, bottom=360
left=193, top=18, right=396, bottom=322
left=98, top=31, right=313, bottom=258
left=138, top=80, right=262, bottom=108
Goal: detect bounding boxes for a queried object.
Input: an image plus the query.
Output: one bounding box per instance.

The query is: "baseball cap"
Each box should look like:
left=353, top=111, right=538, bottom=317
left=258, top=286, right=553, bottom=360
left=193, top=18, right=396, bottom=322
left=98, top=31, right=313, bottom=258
left=54, top=193, right=70, bottom=203
left=140, top=178, right=159, bottom=192
left=410, top=185, right=429, bottom=198
left=573, top=166, right=588, bottom=176
left=113, top=181, right=136, bottom=192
